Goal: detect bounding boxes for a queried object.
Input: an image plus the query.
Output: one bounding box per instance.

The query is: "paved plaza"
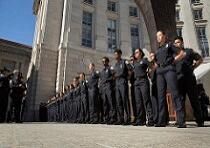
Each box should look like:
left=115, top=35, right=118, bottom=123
left=0, top=122, right=210, bottom=148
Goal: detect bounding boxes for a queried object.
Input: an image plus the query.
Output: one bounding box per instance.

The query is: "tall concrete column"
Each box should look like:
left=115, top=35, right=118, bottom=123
left=135, top=0, right=177, bottom=50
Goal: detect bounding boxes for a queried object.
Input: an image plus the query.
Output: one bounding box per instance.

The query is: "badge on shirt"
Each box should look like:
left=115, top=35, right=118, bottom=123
left=140, top=61, right=143, bottom=64
left=165, top=44, right=169, bottom=48
left=120, top=64, right=123, bottom=69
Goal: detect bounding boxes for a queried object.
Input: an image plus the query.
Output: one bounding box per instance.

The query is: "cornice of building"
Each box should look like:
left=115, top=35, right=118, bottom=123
left=33, top=0, right=41, bottom=15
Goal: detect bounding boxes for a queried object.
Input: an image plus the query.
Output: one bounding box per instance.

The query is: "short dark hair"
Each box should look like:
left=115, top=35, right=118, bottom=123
left=102, top=57, right=109, bottom=62
left=174, top=36, right=183, bottom=42
left=114, top=49, right=122, bottom=55
left=157, top=30, right=166, bottom=35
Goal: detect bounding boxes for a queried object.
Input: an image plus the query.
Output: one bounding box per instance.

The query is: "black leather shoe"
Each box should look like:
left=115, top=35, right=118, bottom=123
left=155, top=124, right=166, bottom=127
left=197, top=122, right=204, bottom=127
left=146, top=122, right=154, bottom=127
left=177, top=124, right=187, bottom=128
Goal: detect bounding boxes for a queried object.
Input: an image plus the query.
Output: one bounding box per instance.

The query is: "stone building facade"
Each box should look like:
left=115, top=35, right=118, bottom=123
left=0, top=38, right=31, bottom=80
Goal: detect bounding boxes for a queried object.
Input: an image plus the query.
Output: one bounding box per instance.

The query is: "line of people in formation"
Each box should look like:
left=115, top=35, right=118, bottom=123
left=45, top=31, right=210, bottom=128
left=0, top=70, right=26, bottom=123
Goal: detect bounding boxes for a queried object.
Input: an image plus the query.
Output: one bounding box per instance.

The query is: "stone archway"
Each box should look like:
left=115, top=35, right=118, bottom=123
left=134, top=0, right=177, bottom=50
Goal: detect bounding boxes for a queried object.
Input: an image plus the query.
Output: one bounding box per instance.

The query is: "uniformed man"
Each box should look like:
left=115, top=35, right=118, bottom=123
left=113, top=49, right=131, bottom=125
left=128, top=55, right=138, bottom=124
left=0, top=68, right=10, bottom=122
left=99, top=57, right=116, bottom=124
left=79, top=73, right=89, bottom=123
left=72, top=77, right=82, bottom=123
left=174, top=36, right=204, bottom=127
left=67, top=84, right=74, bottom=123
left=132, top=48, right=154, bottom=126
left=154, top=31, right=186, bottom=128
left=148, top=52, right=159, bottom=124
left=7, top=71, right=26, bottom=123
left=87, top=63, right=100, bottom=124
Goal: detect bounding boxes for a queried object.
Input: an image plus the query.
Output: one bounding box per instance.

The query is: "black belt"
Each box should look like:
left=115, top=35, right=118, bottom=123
left=135, top=76, right=147, bottom=80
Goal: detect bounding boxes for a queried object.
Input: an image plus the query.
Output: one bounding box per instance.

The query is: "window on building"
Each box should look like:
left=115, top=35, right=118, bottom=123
left=107, top=1, right=117, bottom=12
left=196, top=26, right=209, bottom=57
left=191, top=0, right=200, bottom=4
left=130, top=24, right=140, bottom=49
left=176, top=10, right=180, bottom=21
left=193, top=9, right=203, bottom=20
left=83, top=0, right=93, bottom=5
left=129, top=7, right=138, bottom=17
left=176, top=28, right=183, bottom=37
left=82, top=11, right=93, bottom=48
left=107, top=19, right=117, bottom=52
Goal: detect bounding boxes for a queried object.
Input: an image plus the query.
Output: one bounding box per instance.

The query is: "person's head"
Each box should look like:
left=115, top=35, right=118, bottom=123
left=73, top=76, right=79, bottom=87
left=102, top=57, right=109, bottom=66
left=149, top=51, right=156, bottom=62
left=89, top=63, right=95, bottom=72
left=174, top=36, right=184, bottom=49
left=79, top=72, right=85, bottom=81
left=156, top=30, right=167, bottom=45
left=114, top=49, right=122, bottom=60
left=69, top=84, right=74, bottom=90
left=134, top=48, right=145, bottom=60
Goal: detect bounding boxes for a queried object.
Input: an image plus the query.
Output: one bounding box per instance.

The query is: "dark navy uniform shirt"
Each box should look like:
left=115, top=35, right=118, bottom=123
left=99, top=66, right=113, bottom=87
left=87, top=71, right=99, bottom=89
left=155, top=42, right=179, bottom=67
left=113, top=59, right=130, bottom=85
left=176, top=48, right=201, bottom=79
left=133, top=58, right=149, bottom=79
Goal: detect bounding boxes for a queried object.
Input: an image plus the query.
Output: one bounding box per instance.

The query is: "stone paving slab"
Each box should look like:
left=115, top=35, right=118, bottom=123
left=0, top=122, right=210, bottom=148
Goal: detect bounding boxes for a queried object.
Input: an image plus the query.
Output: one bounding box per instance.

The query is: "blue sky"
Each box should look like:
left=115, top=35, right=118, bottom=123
left=0, top=0, right=35, bottom=46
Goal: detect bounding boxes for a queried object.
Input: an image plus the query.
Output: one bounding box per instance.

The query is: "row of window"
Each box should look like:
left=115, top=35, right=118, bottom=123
left=82, top=11, right=140, bottom=52
left=83, top=0, right=138, bottom=17
left=176, top=9, right=203, bottom=22
left=176, top=26, right=209, bottom=57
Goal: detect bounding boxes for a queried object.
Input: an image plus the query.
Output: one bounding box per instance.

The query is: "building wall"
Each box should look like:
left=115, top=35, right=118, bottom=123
left=176, top=0, right=210, bottom=59
left=0, top=39, right=31, bottom=80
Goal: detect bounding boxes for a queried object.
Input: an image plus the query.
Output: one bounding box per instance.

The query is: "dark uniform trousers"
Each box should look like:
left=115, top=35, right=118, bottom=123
left=100, top=84, right=116, bottom=122
left=157, top=67, right=185, bottom=125
left=115, top=78, right=130, bottom=123
left=81, top=94, right=89, bottom=122
left=178, top=73, right=203, bottom=123
left=88, top=88, right=99, bottom=122
left=134, top=78, right=153, bottom=124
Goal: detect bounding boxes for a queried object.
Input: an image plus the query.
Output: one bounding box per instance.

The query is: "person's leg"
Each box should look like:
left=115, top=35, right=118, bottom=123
left=186, top=74, right=203, bottom=125
left=120, top=83, right=131, bottom=123
left=134, top=84, right=145, bottom=125
left=106, top=87, right=116, bottom=123
left=156, top=74, right=167, bottom=126
left=115, top=86, right=124, bottom=123
left=140, top=79, right=153, bottom=124
left=151, top=82, right=158, bottom=124
left=165, top=71, right=185, bottom=127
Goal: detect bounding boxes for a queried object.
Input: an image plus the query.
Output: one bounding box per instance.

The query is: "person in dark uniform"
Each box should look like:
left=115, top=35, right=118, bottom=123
left=0, top=68, right=10, bottom=122
left=127, top=55, right=140, bottom=124
left=197, top=84, right=210, bottom=121
left=154, top=31, right=186, bottom=128
left=99, top=57, right=116, bottom=124
left=112, top=49, right=131, bottom=125
left=7, top=71, right=26, bottom=123
left=148, top=52, right=159, bottom=124
left=67, top=84, right=74, bottom=123
left=87, top=63, right=100, bottom=124
left=174, top=36, right=204, bottom=127
left=132, top=48, right=154, bottom=126
left=79, top=73, right=89, bottom=123
left=73, top=77, right=82, bottom=123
